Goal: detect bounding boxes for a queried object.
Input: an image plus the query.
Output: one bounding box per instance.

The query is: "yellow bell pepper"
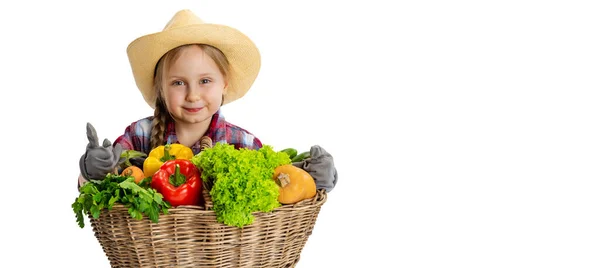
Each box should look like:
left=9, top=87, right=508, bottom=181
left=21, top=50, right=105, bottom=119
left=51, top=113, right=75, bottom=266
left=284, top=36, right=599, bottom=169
left=143, top=144, right=194, bottom=177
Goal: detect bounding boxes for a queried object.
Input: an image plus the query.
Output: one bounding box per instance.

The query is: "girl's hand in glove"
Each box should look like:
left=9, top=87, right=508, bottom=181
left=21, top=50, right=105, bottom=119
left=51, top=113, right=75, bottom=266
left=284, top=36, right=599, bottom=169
left=292, top=145, right=338, bottom=193
left=79, top=123, right=124, bottom=180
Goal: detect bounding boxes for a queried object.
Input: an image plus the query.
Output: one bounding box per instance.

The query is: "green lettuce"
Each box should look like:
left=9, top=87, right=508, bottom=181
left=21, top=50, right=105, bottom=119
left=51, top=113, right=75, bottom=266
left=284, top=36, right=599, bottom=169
left=191, top=143, right=291, bottom=227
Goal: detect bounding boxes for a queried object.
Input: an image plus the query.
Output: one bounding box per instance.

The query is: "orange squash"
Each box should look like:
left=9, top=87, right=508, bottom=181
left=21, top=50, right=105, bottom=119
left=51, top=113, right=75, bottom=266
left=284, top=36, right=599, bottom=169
left=273, top=164, right=316, bottom=204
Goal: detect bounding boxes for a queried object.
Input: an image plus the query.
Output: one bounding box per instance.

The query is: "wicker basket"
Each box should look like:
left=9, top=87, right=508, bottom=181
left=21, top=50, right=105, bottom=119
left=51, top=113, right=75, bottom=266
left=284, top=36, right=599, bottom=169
left=88, top=182, right=327, bottom=268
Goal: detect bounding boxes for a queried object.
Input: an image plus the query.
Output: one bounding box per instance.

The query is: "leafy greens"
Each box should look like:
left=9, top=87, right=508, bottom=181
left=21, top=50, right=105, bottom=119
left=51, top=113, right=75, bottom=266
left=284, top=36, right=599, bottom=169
left=191, top=143, right=290, bottom=227
left=72, top=174, right=171, bottom=228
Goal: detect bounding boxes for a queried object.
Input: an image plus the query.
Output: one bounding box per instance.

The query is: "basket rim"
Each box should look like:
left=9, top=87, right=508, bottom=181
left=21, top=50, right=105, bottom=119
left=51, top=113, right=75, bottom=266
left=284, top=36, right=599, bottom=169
left=101, top=188, right=327, bottom=214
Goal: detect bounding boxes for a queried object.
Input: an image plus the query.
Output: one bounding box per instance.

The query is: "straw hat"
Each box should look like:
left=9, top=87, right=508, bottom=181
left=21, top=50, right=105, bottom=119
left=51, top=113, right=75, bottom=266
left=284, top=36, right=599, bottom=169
left=126, top=9, right=261, bottom=109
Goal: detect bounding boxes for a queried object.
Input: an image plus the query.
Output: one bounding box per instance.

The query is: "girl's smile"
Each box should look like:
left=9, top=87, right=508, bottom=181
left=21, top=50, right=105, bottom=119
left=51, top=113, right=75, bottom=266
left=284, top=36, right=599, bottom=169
left=183, top=107, right=204, bottom=113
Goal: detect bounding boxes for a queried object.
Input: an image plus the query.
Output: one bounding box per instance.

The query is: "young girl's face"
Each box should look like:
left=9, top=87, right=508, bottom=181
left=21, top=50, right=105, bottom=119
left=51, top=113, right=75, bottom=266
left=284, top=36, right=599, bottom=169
left=162, top=45, right=227, bottom=125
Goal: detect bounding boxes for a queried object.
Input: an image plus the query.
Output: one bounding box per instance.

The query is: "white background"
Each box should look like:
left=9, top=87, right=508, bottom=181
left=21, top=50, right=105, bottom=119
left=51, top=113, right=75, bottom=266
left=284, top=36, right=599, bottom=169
left=0, top=0, right=599, bottom=267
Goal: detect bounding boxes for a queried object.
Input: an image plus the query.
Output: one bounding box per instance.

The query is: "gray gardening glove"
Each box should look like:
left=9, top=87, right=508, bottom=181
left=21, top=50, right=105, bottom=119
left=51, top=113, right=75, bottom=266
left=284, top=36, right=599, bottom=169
left=79, top=123, right=124, bottom=180
left=292, top=145, right=338, bottom=193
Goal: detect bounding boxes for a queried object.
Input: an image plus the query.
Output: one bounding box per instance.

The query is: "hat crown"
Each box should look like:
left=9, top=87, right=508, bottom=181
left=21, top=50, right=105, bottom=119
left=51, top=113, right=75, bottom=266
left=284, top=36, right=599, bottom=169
left=163, top=9, right=204, bottom=30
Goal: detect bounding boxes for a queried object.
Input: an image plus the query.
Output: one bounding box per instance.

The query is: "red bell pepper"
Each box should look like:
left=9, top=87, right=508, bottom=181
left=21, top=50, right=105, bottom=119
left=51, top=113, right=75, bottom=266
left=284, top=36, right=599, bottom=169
left=151, top=159, right=202, bottom=207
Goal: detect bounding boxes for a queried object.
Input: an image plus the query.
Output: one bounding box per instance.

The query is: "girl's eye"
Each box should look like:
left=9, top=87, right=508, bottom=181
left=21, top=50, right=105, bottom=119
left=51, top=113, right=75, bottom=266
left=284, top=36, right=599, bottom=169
left=201, top=79, right=210, bottom=84
left=172, top=80, right=185, bottom=86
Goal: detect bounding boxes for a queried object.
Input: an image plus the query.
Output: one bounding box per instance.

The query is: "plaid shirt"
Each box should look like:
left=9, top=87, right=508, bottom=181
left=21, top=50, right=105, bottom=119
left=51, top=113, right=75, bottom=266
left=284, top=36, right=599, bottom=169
left=114, top=109, right=262, bottom=155
left=78, top=110, right=261, bottom=189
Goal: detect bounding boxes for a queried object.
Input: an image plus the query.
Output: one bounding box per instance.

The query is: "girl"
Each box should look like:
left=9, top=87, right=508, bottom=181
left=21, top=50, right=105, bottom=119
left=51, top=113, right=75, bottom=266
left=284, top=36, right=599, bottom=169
left=79, top=9, right=262, bottom=185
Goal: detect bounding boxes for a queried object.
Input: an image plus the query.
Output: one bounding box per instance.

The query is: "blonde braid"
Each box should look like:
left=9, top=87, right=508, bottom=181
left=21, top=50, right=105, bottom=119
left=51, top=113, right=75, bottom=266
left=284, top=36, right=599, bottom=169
left=151, top=48, right=171, bottom=149
left=150, top=98, right=168, bottom=149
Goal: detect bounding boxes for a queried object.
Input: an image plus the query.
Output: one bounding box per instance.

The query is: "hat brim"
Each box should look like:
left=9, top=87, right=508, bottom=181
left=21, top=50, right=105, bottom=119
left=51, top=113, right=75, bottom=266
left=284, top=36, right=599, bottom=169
left=127, top=23, right=261, bottom=109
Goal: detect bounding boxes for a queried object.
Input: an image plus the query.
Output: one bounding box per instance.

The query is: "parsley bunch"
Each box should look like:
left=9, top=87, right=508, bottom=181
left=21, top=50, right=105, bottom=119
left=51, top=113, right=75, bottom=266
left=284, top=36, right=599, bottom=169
left=192, top=143, right=291, bottom=227
left=72, top=174, right=171, bottom=228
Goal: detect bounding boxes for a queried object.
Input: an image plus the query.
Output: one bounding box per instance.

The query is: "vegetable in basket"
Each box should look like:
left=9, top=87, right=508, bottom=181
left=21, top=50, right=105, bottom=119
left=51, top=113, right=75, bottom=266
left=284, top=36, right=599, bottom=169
left=273, top=164, right=316, bottom=204
left=121, top=166, right=145, bottom=183
left=191, top=142, right=290, bottom=227
left=151, top=159, right=202, bottom=207
left=72, top=174, right=171, bottom=228
left=119, top=149, right=147, bottom=169
left=279, top=148, right=298, bottom=159
left=291, top=151, right=311, bottom=162
left=279, top=147, right=310, bottom=163
left=143, top=144, right=193, bottom=177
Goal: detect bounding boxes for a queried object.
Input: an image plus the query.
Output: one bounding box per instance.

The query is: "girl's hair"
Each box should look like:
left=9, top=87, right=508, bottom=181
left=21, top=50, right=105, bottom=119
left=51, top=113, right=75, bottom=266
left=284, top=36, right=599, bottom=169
left=150, top=44, right=230, bottom=149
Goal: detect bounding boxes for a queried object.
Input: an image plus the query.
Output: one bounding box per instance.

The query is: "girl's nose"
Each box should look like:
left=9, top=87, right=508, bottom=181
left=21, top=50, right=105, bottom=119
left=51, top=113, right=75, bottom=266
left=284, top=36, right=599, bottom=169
left=186, top=85, right=202, bottom=102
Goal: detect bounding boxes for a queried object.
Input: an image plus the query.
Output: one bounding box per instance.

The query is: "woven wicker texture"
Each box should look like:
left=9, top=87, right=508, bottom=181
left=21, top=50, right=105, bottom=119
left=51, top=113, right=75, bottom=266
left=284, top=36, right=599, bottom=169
left=89, top=188, right=327, bottom=268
